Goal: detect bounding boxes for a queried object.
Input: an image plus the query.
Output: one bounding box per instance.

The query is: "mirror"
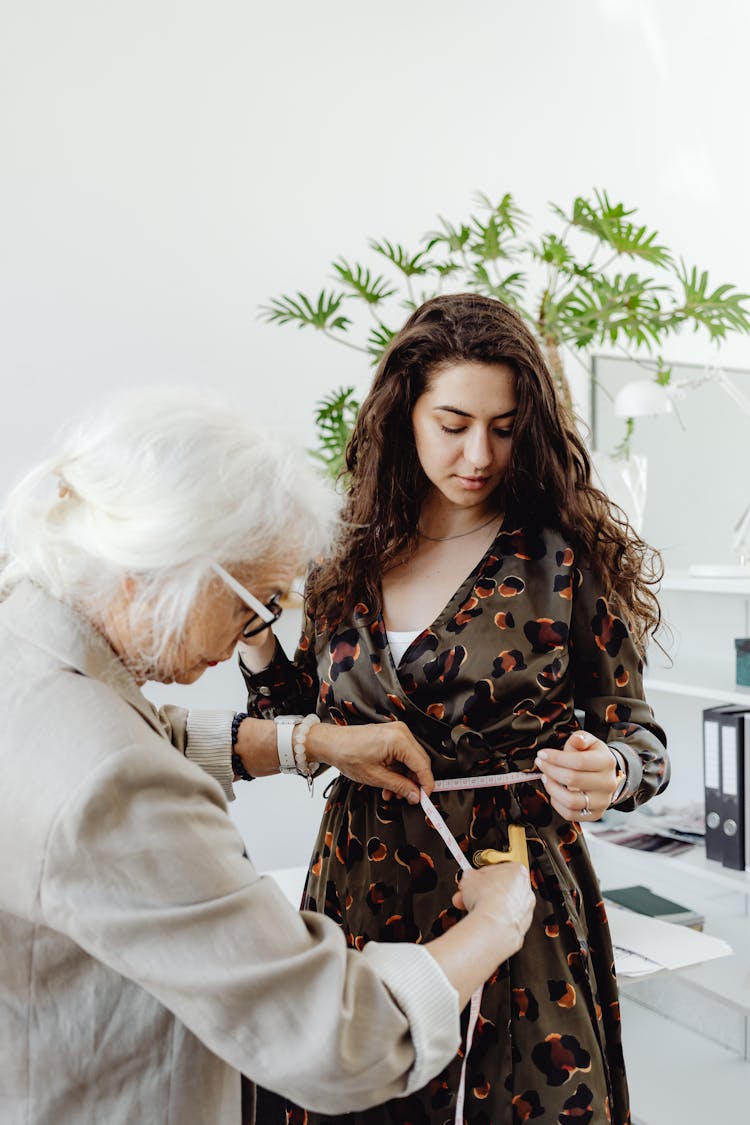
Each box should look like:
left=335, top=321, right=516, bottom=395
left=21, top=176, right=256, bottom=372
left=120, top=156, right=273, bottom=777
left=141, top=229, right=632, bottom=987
left=591, top=355, right=750, bottom=573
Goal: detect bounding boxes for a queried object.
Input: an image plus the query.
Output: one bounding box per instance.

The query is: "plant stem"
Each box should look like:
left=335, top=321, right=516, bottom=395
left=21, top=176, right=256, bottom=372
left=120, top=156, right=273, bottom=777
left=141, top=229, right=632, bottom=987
left=543, top=335, right=574, bottom=413
left=322, top=330, right=369, bottom=354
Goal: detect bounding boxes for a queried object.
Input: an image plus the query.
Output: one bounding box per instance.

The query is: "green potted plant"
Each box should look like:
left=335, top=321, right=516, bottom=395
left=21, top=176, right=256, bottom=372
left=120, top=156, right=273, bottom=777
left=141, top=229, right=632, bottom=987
left=262, top=190, right=750, bottom=478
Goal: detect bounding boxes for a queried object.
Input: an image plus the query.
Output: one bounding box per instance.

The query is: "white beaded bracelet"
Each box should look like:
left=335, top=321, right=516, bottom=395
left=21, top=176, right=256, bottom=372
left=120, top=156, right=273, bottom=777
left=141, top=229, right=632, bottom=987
left=293, top=714, right=321, bottom=794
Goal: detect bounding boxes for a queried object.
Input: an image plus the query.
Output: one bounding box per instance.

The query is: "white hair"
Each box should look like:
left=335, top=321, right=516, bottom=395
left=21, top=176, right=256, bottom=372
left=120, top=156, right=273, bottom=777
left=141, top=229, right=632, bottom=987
left=0, top=388, right=338, bottom=666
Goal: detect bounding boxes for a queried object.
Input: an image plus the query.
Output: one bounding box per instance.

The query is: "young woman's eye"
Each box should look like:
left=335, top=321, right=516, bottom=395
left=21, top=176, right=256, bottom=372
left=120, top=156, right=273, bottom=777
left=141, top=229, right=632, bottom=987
left=440, top=425, right=464, bottom=435
left=494, top=428, right=514, bottom=439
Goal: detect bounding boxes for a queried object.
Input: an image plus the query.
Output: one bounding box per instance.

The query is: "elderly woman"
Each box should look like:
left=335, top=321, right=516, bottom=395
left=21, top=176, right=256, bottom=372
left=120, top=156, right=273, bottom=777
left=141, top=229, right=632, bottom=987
left=0, top=390, right=534, bottom=1125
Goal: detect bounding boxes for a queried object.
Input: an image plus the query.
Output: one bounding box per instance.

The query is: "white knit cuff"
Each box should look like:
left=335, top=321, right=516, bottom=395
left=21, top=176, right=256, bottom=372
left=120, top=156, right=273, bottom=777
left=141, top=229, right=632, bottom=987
left=362, top=941, right=460, bottom=1095
left=185, top=710, right=236, bottom=802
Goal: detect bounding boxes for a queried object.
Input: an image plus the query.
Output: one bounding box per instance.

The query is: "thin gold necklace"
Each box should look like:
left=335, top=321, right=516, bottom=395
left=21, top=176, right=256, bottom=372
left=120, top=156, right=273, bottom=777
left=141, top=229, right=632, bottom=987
left=418, top=512, right=502, bottom=542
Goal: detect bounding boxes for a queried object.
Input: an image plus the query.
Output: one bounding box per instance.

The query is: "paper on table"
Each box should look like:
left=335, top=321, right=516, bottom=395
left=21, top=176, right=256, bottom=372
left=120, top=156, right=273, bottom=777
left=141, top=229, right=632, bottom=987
left=612, top=948, right=662, bottom=977
left=606, top=903, right=732, bottom=978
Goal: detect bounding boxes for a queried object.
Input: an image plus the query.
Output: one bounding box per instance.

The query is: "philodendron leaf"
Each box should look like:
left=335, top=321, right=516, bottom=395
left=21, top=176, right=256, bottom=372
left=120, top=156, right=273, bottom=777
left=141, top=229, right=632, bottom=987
left=366, top=323, right=396, bottom=362
left=530, top=233, right=578, bottom=272
left=674, top=261, right=750, bottom=339
left=474, top=191, right=527, bottom=235
left=426, top=216, right=472, bottom=253
left=470, top=263, right=526, bottom=307
left=260, top=290, right=351, bottom=332
left=311, top=385, right=360, bottom=480
left=368, top=239, right=434, bottom=276
left=555, top=190, right=672, bottom=267
left=555, top=274, right=668, bottom=350
left=332, top=260, right=398, bottom=304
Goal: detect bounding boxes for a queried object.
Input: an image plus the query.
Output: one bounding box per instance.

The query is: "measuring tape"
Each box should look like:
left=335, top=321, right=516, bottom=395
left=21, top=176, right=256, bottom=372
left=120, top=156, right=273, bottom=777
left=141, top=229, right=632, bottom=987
left=432, top=769, right=542, bottom=792
left=419, top=769, right=541, bottom=1125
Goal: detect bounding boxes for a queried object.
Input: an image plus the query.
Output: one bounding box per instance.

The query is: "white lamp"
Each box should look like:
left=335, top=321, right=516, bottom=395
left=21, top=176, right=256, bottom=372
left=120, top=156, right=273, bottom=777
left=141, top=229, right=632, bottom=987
left=612, top=368, right=750, bottom=576
left=614, top=379, right=673, bottom=418
left=615, top=368, right=750, bottom=419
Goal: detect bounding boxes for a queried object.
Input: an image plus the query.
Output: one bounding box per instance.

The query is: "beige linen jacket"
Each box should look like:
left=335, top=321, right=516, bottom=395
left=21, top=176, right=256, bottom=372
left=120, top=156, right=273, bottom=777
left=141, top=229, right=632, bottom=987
left=0, top=582, right=459, bottom=1124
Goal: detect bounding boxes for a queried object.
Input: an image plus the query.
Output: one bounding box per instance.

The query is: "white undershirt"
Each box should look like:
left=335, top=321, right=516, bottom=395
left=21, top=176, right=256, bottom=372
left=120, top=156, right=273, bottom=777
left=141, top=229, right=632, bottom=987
left=387, top=628, right=423, bottom=666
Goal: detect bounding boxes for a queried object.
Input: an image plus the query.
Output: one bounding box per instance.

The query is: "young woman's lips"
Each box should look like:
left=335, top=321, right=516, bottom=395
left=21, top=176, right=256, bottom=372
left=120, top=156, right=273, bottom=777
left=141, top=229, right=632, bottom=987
left=456, top=475, right=490, bottom=490
left=206, top=660, right=219, bottom=666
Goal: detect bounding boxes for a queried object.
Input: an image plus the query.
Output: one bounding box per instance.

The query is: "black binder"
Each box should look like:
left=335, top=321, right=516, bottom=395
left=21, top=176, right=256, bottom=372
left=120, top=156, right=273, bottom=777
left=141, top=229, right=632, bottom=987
left=703, top=705, right=749, bottom=870
left=745, top=714, right=750, bottom=871
left=718, top=708, right=746, bottom=870
left=703, top=707, right=723, bottom=862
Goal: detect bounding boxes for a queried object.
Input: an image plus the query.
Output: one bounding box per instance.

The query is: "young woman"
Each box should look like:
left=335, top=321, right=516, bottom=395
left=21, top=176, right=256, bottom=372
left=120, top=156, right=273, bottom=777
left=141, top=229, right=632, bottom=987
left=237, top=294, right=670, bottom=1125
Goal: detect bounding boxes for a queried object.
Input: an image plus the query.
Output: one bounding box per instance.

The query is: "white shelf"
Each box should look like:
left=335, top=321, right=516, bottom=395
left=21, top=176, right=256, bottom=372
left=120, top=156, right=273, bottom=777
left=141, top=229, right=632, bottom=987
left=612, top=564, right=750, bottom=1098
left=586, top=830, right=750, bottom=893
left=644, top=839, right=749, bottom=892
left=661, top=571, right=750, bottom=595
left=644, top=677, right=750, bottom=706
left=586, top=833, right=750, bottom=1026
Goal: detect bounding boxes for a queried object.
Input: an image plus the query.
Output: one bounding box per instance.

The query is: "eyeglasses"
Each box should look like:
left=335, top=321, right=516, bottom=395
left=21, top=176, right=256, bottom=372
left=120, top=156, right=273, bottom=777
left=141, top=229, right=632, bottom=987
left=209, top=562, right=284, bottom=639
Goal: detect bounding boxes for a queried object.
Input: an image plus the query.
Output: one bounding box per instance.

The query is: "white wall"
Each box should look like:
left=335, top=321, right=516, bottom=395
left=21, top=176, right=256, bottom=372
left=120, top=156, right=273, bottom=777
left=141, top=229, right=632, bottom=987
left=3, top=0, right=750, bottom=865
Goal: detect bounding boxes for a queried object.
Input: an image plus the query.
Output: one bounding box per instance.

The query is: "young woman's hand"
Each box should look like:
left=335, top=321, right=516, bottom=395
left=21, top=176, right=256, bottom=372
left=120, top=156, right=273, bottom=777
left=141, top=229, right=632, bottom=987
left=237, top=632, right=277, bottom=672
left=533, top=731, right=620, bottom=822
left=306, top=721, right=435, bottom=804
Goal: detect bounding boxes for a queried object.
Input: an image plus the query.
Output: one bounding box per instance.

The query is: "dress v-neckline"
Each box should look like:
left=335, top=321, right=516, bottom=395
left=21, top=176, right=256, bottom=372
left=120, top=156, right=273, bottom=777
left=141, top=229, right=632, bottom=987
left=381, top=514, right=510, bottom=670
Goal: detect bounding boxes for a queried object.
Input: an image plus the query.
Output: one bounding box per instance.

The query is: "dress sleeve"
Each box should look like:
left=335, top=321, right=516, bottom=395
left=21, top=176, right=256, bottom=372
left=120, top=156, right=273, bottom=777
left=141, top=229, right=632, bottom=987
left=241, top=592, right=321, bottom=719
left=570, top=565, right=670, bottom=810
left=40, top=743, right=459, bottom=1111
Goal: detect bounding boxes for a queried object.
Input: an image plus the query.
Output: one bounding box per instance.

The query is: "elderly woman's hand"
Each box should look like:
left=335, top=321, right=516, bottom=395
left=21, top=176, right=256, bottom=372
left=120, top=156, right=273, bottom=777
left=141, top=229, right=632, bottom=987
left=424, top=863, right=535, bottom=1006
left=307, top=721, right=434, bottom=805
left=533, top=731, right=620, bottom=822
left=452, top=864, right=535, bottom=956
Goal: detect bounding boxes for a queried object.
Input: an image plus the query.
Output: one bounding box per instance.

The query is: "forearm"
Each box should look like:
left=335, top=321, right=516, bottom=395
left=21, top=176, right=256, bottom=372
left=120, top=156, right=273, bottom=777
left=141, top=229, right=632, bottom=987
left=571, top=565, right=669, bottom=812
left=234, top=715, right=285, bottom=778
left=424, top=906, right=527, bottom=1009
left=233, top=715, right=436, bottom=805
left=232, top=714, right=336, bottom=780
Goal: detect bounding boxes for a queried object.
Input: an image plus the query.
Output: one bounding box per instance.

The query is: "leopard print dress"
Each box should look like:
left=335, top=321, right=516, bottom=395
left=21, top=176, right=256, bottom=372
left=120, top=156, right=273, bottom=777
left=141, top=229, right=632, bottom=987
left=245, top=525, right=669, bottom=1125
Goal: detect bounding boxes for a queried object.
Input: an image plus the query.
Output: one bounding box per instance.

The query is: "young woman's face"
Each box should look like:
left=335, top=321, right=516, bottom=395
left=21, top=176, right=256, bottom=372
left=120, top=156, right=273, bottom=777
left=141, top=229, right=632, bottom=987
left=411, top=360, right=517, bottom=509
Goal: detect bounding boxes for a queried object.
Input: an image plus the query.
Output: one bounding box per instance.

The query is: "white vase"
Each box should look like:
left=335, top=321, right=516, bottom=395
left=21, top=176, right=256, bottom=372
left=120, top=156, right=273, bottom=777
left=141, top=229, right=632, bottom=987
left=591, top=451, right=648, bottom=534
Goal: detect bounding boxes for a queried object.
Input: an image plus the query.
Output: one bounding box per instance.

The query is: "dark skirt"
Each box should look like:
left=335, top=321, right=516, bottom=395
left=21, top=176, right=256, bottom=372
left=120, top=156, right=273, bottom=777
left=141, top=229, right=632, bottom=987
left=258, top=776, right=628, bottom=1125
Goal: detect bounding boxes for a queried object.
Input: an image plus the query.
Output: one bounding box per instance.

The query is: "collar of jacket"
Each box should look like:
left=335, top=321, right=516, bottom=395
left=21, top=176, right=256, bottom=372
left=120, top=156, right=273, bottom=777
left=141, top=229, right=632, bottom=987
left=0, top=580, right=171, bottom=741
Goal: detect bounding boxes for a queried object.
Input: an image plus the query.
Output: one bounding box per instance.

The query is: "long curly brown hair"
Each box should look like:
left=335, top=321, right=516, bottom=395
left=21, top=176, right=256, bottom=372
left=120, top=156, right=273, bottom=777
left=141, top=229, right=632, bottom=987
left=309, top=293, right=662, bottom=651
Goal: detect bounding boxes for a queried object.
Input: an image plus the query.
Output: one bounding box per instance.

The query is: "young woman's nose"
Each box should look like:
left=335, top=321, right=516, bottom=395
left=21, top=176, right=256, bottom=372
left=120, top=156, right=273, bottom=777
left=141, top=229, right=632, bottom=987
left=464, top=427, right=493, bottom=470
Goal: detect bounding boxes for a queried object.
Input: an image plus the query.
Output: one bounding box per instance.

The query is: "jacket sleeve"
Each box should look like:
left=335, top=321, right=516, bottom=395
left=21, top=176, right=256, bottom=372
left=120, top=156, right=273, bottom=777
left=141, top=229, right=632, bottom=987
left=570, top=565, right=670, bottom=810
left=39, top=741, right=459, bottom=1113
left=241, top=588, right=321, bottom=719
left=149, top=703, right=236, bottom=802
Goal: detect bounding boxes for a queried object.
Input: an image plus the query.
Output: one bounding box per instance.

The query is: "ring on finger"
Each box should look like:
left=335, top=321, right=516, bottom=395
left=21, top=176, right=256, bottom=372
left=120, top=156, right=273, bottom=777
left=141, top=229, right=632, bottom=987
left=580, top=791, right=591, bottom=818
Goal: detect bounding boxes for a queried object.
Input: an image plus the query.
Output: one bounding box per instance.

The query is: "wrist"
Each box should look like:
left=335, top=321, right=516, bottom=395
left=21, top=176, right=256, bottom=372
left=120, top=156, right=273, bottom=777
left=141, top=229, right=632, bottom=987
left=292, top=714, right=321, bottom=789
left=231, top=712, right=253, bottom=782
left=274, top=715, right=304, bottom=774
left=303, top=720, right=327, bottom=766
left=608, top=746, right=628, bottom=805
left=238, top=631, right=276, bottom=674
